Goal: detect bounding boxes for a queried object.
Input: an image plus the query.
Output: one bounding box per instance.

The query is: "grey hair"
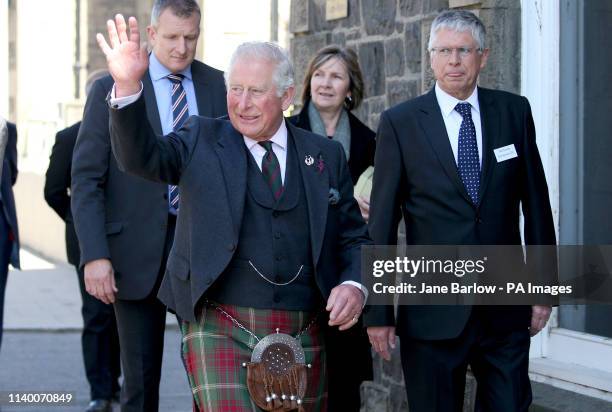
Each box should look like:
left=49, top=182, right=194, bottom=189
left=224, top=41, right=295, bottom=98
left=150, top=0, right=200, bottom=26
left=428, top=10, right=487, bottom=51
left=85, top=69, right=109, bottom=96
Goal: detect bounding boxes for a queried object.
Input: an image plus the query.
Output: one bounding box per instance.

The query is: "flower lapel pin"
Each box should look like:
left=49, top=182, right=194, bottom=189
left=316, top=154, right=325, bottom=174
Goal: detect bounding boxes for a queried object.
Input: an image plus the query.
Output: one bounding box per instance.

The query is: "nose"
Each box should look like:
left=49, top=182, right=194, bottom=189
left=176, top=37, right=187, bottom=55
left=238, top=91, right=251, bottom=111
left=448, top=49, right=461, bottom=64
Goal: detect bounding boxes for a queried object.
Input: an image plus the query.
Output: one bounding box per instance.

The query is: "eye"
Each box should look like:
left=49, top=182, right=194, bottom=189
left=230, top=86, right=243, bottom=95
left=251, top=89, right=265, bottom=97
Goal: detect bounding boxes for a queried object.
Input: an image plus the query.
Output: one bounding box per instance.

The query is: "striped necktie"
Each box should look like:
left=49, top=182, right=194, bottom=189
left=258, top=141, right=284, bottom=200
left=167, top=73, right=188, bottom=213
left=455, top=102, right=480, bottom=204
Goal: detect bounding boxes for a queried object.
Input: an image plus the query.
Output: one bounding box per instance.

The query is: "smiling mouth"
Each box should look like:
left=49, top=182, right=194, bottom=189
left=239, top=114, right=259, bottom=121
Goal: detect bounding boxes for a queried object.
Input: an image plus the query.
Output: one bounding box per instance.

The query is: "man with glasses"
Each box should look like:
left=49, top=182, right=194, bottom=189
left=365, top=9, right=556, bottom=412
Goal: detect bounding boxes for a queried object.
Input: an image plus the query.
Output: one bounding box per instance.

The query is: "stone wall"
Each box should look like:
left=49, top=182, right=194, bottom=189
left=289, top=0, right=521, bottom=132
left=289, top=1, right=522, bottom=410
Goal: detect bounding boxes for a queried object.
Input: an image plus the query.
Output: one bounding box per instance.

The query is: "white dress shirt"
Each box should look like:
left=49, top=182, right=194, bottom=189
left=434, top=83, right=483, bottom=166
left=243, top=122, right=288, bottom=184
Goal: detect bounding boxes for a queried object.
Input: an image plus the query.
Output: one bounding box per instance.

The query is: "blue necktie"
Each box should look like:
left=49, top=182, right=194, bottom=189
left=455, top=102, right=480, bottom=204
left=167, top=73, right=188, bottom=213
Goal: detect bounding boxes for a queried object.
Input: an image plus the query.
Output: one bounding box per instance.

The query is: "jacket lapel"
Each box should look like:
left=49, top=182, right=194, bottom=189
left=288, top=122, right=328, bottom=267
left=477, top=88, right=500, bottom=203
left=418, top=89, right=473, bottom=205
left=191, top=63, right=214, bottom=117
left=214, top=125, right=248, bottom=238
left=142, top=72, right=163, bottom=135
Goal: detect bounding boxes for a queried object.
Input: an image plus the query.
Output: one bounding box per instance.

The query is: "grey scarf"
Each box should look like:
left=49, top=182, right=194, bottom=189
left=307, top=102, right=351, bottom=161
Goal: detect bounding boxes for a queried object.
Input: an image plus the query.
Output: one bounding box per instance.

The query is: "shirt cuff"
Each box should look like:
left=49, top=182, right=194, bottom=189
left=341, top=280, right=368, bottom=306
left=108, top=82, right=144, bottom=109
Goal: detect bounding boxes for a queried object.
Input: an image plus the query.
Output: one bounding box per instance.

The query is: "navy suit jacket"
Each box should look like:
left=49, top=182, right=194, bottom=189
left=1, top=122, right=20, bottom=269
left=363, top=87, right=556, bottom=339
left=71, top=60, right=227, bottom=299
left=45, top=121, right=81, bottom=267
left=109, top=96, right=371, bottom=322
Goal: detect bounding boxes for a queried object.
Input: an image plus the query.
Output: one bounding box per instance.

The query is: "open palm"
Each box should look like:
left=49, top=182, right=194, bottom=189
left=96, top=14, right=148, bottom=95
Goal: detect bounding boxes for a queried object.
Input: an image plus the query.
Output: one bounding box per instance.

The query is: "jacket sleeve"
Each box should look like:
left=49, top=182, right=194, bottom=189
left=44, top=128, right=74, bottom=221
left=362, top=111, right=405, bottom=327
left=109, top=93, right=198, bottom=185
left=70, top=79, right=114, bottom=267
left=333, top=141, right=372, bottom=285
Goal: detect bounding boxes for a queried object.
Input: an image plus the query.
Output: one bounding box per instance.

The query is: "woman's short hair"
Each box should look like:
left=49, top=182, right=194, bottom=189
left=301, top=45, right=364, bottom=111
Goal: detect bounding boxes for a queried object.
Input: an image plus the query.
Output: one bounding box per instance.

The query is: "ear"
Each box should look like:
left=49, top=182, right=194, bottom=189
left=479, top=48, right=490, bottom=70
left=281, top=86, right=296, bottom=111
left=146, top=25, right=156, bottom=44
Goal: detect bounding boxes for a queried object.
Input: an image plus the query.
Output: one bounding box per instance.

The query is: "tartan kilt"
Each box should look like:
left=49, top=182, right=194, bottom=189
left=180, top=302, right=327, bottom=412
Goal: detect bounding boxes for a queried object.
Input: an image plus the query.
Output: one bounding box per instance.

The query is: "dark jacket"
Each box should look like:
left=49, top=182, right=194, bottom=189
left=44, top=121, right=81, bottom=266
left=289, top=100, right=376, bottom=184
left=109, top=95, right=371, bottom=322
left=1, top=122, right=19, bottom=269
left=363, top=87, right=557, bottom=339
left=71, top=60, right=228, bottom=300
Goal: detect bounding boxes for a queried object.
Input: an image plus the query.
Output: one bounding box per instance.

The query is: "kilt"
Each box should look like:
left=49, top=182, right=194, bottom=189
left=180, top=302, right=327, bottom=412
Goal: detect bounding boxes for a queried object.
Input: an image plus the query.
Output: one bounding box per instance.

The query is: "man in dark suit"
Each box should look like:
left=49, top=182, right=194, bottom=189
left=45, top=70, right=121, bottom=412
left=364, top=10, right=556, bottom=412
left=0, top=120, right=19, bottom=352
left=97, top=13, right=370, bottom=410
left=71, top=1, right=227, bottom=411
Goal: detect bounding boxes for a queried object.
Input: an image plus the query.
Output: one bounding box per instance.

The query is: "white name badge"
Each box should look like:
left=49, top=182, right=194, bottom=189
left=494, top=144, right=518, bottom=163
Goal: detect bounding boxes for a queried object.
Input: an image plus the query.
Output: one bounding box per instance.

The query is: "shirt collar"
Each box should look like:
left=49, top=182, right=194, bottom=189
left=435, top=82, right=480, bottom=118
left=243, top=120, right=288, bottom=152
left=148, top=52, right=193, bottom=81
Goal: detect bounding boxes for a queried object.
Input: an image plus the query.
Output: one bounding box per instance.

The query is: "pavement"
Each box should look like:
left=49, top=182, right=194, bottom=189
left=0, top=249, right=192, bottom=411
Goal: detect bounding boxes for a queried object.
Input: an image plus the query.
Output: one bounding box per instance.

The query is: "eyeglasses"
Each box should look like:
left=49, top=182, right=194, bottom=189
left=429, top=47, right=482, bottom=58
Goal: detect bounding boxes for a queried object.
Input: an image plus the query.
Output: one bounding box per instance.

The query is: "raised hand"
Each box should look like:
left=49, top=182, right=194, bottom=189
left=96, top=14, right=149, bottom=97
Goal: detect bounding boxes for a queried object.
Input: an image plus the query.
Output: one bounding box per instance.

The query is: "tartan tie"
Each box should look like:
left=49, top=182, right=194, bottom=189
left=455, top=102, right=480, bottom=204
left=258, top=141, right=284, bottom=200
left=167, top=73, right=188, bottom=212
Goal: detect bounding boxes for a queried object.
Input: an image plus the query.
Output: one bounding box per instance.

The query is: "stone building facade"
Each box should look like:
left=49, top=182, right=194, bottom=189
left=289, top=1, right=522, bottom=410
left=290, top=0, right=521, bottom=132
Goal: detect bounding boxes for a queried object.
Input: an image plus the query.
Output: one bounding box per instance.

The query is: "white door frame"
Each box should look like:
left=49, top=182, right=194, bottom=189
left=521, top=0, right=612, bottom=400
